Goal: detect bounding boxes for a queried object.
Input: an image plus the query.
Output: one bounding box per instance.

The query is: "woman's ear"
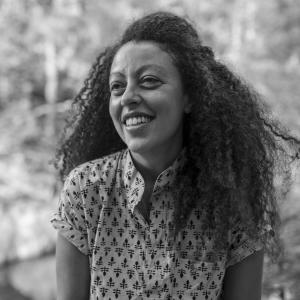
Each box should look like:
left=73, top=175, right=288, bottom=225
left=183, top=94, right=192, bottom=114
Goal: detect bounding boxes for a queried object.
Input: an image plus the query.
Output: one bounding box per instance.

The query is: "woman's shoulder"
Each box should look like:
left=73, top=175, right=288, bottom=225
left=64, top=149, right=127, bottom=184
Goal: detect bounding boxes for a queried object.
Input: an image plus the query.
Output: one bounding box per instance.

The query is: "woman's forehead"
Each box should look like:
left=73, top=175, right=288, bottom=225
left=110, top=41, right=176, bottom=76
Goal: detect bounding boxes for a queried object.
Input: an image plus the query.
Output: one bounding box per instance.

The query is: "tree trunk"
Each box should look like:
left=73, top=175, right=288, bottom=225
left=44, top=37, right=58, bottom=144
left=229, top=0, right=245, bottom=62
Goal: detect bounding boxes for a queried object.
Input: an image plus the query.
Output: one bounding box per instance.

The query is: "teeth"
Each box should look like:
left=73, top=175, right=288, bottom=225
left=125, top=116, right=152, bottom=127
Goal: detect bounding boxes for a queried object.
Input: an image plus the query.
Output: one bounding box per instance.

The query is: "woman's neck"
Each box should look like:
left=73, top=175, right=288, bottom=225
left=129, top=143, right=183, bottom=185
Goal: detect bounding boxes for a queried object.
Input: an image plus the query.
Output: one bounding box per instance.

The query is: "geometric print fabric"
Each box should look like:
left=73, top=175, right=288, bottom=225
left=51, top=149, right=262, bottom=300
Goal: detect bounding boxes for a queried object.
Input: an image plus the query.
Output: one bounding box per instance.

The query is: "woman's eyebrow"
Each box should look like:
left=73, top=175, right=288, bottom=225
left=109, top=71, right=124, bottom=79
left=136, top=64, right=166, bottom=75
left=110, top=64, right=166, bottom=78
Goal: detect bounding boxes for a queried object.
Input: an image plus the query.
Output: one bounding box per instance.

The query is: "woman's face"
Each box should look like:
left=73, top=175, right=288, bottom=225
left=109, top=41, right=189, bottom=157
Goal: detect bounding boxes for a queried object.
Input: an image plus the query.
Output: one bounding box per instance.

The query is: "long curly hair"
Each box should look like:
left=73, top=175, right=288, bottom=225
left=54, top=11, right=300, bottom=260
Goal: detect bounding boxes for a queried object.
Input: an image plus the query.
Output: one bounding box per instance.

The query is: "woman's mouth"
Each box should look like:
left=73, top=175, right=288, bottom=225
left=124, top=116, right=153, bottom=127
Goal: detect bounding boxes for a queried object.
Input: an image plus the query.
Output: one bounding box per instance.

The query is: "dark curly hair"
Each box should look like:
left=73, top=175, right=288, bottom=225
left=54, top=11, right=300, bottom=260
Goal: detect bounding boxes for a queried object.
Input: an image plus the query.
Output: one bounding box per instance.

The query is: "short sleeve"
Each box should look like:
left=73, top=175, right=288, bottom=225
left=51, top=169, right=89, bottom=255
left=225, top=223, right=263, bottom=268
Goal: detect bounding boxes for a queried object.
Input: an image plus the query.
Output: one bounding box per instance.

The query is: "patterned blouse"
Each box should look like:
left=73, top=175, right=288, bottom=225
left=51, top=149, right=262, bottom=300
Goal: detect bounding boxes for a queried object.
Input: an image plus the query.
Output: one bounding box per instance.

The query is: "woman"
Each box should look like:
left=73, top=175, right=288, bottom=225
left=51, top=12, right=300, bottom=300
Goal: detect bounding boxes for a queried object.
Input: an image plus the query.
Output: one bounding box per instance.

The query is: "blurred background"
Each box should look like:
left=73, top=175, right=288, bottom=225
left=0, top=0, right=299, bottom=299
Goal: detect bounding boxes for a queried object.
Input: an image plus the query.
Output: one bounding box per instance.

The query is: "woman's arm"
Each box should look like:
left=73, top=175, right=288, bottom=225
left=222, top=249, right=264, bottom=300
left=56, top=233, right=90, bottom=300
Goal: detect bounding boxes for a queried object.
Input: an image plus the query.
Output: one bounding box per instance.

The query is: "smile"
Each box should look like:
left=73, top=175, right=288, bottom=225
left=124, top=116, right=153, bottom=127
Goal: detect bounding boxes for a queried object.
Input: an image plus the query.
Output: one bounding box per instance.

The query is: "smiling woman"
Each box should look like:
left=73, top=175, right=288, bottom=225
left=109, top=41, right=190, bottom=176
left=51, top=11, right=300, bottom=300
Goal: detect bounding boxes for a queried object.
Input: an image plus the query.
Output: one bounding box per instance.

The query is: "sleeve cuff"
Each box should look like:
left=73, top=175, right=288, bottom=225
left=51, top=215, right=89, bottom=255
left=225, top=238, right=263, bottom=268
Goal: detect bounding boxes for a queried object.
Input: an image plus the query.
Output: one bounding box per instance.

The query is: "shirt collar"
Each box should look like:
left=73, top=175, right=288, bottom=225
left=121, top=148, right=186, bottom=212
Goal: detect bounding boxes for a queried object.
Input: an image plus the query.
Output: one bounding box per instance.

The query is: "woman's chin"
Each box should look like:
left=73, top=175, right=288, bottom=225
left=127, top=143, right=149, bottom=154
left=126, top=140, right=155, bottom=156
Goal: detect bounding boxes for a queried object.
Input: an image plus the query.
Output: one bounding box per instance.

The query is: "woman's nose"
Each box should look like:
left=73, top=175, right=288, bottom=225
left=121, top=84, right=141, bottom=106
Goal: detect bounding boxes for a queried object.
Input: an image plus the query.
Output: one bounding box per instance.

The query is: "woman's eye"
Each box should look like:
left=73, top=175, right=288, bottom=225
left=140, top=76, right=161, bottom=87
left=110, top=82, right=125, bottom=94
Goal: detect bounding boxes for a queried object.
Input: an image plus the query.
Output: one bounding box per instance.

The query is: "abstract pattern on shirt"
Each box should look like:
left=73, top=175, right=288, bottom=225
left=51, top=149, right=262, bottom=300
